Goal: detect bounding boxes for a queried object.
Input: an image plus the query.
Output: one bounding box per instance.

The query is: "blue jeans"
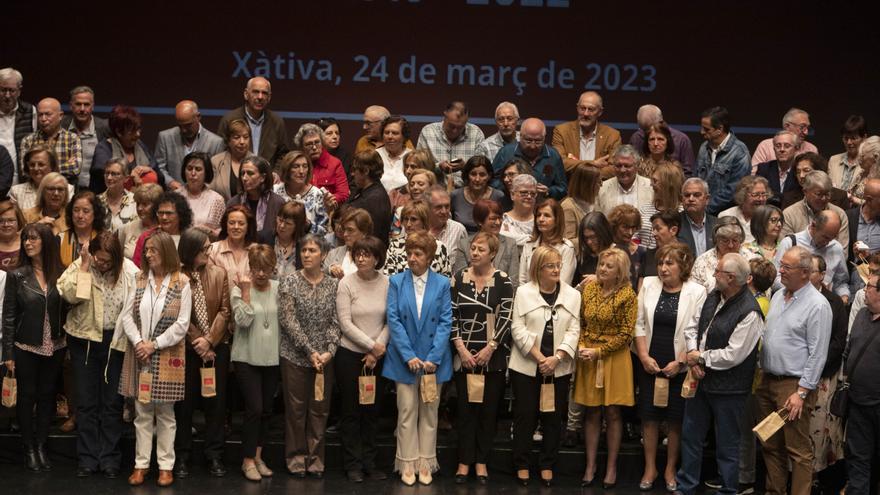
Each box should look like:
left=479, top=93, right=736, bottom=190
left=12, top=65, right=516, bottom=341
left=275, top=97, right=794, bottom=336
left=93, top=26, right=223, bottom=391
left=675, top=388, right=747, bottom=495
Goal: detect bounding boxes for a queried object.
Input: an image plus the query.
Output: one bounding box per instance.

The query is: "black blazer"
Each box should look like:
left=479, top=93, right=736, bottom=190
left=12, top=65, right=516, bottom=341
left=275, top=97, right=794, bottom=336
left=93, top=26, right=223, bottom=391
left=847, top=206, right=861, bottom=268
left=677, top=211, right=717, bottom=258
left=821, top=287, right=848, bottom=378
left=756, top=160, right=799, bottom=208
left=346, top=181, right=392, bottom=243
left=2, top=266, right=66, bottom=358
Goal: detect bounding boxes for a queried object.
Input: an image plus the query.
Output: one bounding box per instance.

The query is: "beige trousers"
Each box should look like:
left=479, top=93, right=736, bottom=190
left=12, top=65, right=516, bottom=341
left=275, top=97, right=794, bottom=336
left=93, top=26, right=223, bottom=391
left=134, top=401, right=177, bottom=470
left=394, top=381, right=440, bottom=474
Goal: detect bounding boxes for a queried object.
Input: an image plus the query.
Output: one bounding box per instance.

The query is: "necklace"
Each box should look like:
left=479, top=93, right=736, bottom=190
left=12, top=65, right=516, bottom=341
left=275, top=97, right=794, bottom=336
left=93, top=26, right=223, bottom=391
left=254, top=287, right=271, bottom=329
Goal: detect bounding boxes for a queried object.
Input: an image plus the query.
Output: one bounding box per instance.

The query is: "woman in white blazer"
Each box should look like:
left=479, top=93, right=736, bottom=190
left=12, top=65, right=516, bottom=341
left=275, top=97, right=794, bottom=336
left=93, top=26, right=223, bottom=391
left=509, top=245, right=580, bottom=487
left=633, top=243, right=706, bottom=492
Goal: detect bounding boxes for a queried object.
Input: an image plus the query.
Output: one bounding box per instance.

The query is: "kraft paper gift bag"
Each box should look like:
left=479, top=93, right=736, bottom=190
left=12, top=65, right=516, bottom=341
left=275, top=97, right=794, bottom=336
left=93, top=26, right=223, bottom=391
left=467, top=368, right=485, bottom=404
left=359, top=366, right=376, bottom=405
left=137, top=371, right=153, bottom=403
left=1, top=370, right=16, bottom=408
left=540, top=376, right=555, bottom=412
left=753, top=408, right=788, bottom=443
left=420, top=372, right=438, bottom=403
left=681, top=367, right=699, bottom=398
left=200, top=361, right=216, bottom=398
left=314, top=370, right=325, bottom=402
left=653, top=376, right=669, bottom=407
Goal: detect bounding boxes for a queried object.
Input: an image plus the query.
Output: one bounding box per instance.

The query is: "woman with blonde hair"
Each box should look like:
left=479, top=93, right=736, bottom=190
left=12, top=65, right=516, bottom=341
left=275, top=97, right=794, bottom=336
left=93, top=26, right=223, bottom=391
left=22, top=172, right=70, bottom=235
left=120, top=230, right=191, bottom=487
left=638, top=163, right=684, bottom=249
left=574, top=246, right=637, bottom=489
left=388, top=148, right=437, bottom=209
left=390, top=169, right=436, bottom=236
left=509, top=245, right=580, bottom=487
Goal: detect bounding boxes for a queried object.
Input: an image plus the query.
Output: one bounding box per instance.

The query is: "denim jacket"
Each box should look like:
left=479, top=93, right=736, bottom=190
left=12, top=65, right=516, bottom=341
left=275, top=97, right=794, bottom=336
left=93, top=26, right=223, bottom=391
left=696, top=132, right=751, bottom=215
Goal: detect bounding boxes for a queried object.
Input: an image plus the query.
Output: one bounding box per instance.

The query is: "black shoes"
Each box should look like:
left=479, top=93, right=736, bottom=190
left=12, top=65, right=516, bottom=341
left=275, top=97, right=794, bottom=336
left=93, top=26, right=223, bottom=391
left=35, top=444, right=51, bottom=471
left=347, top=470, right=365, bottom=483
left=173, top=460, right=189, bottom=479
left=76, top=467, right=96, bottom=478
left=103, top=467, right=119, bottom=479
left=454, top=474, right=468, bottom=484
left=308, top=471, right=324, bottom=479
left=208, top=458, right=227, bottom=477
left=24, top=446, right=40, bottom=472
left=367, top=470, right=387, bottom=481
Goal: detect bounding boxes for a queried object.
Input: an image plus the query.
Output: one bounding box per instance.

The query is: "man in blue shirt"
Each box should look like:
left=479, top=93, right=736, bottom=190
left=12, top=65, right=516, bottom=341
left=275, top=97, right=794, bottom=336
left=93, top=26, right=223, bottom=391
left=696, top=107, right=751, bottom=215
left=758, top=245, right=831, bottom=495
left=491, top=118, right=567, bottom=201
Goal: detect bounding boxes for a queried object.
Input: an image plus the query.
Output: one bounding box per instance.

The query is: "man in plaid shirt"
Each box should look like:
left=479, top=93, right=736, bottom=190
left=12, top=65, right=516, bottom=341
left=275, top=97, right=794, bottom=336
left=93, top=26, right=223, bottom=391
left=417, top=101, right=484, bottom=188
left=19, top=97, right=82, bottom=185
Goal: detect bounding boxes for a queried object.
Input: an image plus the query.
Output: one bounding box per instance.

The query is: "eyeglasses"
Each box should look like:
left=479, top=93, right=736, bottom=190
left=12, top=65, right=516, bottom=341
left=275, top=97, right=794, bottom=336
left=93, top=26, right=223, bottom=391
left=0, top=218, right=18, bottom=225
left=303, top=141, right=322, bottom=149
left=749, top=192, right=769, bottom=199
left=713, top=267, right=734, bottom=275
left=784, top=122, right=810, bottom=132
left=521, top=138, right=544, bottom=145
left=541, top=262, right=562, bottom=270
left=516, top=190, right=537, bottom=197
left=768, top=217, right=783, bottom=224
left=808, top=190, right=832, bottom=200
left=867, top=282, right=880, bottom=292
left=779, top=262, right=805, bottom=272
left=362, top=119, right=381, bottom=126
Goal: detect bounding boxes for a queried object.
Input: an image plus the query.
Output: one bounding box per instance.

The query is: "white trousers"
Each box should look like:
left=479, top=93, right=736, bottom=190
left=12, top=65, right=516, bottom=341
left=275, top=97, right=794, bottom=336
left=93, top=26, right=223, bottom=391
left=134, top=401, right=177, bottom=470
left=394, top=381, right=440, bottom=474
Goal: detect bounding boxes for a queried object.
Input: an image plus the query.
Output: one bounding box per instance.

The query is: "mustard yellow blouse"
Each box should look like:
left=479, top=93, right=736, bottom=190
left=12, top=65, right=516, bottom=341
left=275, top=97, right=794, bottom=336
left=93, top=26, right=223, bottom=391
left=579, top=281, right=637, bottom=354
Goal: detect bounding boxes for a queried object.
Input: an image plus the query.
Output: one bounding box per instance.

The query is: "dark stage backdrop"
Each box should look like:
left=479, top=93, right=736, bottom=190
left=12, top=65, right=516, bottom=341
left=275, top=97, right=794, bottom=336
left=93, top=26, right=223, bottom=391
left=3, top=1, right=878, bottom=155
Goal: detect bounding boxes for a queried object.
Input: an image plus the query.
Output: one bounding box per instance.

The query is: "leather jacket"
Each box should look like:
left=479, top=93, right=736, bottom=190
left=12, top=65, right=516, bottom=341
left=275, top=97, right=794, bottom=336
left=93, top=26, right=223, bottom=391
left=2, top=266, right=66, bottom=358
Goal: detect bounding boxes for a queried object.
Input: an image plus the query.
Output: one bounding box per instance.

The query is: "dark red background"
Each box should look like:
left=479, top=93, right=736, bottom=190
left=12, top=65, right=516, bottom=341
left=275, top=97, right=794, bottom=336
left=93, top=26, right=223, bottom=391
left=3, top=1, right=878, bottom=155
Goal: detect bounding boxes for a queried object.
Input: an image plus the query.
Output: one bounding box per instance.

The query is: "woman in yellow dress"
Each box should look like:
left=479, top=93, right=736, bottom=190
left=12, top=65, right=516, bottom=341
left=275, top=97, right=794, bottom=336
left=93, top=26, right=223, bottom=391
left=574, top=246, right=636, bottom=489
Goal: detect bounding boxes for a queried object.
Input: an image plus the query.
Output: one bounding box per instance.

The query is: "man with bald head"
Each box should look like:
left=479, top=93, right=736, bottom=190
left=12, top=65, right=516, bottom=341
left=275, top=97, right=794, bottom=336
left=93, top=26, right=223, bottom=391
left=19, top=97, right=82, bottom=184
left=847, top=178, right=880, bottom=266
left=492, top=117, right=567, bottom=200
left=551, top=91, right=621, bottom=179
left=774, top=209, right=850, bottom=302
left=628, top=104, right=695, bottom=175
left=218, top=77, right=289, bottom=164
left=780, top=170, right=850, bottom=255
left=155, top=100, right=225, bottom=188
left=751, top=108, right=819, bottom=169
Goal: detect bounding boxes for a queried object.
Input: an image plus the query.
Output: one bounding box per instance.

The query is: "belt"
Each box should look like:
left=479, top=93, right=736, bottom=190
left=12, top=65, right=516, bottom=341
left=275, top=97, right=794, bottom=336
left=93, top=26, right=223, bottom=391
left=762, top=372, right=799, bottom=380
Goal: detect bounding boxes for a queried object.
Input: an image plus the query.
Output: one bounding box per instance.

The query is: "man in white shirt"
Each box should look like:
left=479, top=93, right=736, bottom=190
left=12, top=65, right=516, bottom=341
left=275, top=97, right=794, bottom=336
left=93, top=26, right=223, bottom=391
left=425, top=185, right=467, bottom=270
left=596, top=145, right=653, bottom=215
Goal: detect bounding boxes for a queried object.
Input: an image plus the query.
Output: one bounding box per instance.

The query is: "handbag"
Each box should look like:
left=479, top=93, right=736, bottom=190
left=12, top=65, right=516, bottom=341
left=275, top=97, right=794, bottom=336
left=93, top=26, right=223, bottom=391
left=359, top=365, right=376, bottom=405
left=200, top=360, right=217, bottom=398
left=830, top=325, right=880, bottom=419
left=753, top=408, right=789, bottom=442
left=466, top=367, right=485, bottom=404
left=2, top=369, right=16, bottom=408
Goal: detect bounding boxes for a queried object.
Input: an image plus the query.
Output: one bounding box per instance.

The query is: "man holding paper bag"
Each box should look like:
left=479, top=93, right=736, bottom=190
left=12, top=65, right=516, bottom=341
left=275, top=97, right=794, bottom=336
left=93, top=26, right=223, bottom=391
left=757, top=245, right=831, bottom=495
left=675, top=253, right=764, bottom=495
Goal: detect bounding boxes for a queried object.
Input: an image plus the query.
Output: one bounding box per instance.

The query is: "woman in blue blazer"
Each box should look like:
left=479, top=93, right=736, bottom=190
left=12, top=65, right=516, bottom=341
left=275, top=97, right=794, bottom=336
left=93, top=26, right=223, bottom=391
left=382, top=231, right=452, bottom=486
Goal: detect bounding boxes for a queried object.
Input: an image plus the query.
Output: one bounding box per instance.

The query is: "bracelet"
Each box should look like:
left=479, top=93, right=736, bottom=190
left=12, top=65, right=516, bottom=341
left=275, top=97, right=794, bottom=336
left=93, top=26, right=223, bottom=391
left=488, top=341, right=498, bottom=349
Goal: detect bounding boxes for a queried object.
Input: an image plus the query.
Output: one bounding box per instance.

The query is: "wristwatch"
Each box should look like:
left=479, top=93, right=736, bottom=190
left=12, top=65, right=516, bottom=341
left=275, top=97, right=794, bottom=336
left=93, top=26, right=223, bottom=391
left=797, top=390, right=808, bottom=400
left=697, top=356, right=706, bottom=368
left=488, top=340, right=498, bottom=350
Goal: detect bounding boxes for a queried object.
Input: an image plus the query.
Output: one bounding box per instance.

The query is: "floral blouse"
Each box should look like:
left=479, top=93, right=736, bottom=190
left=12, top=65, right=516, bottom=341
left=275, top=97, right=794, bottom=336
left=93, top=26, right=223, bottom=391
left=273, top=183, right=329, bottom=236
left=278, top=271, right=341, bottom=367
left=383, top=236, right=451, bottom=277
left=98, top=190, right=138, bottom=232
left=579, top=281, right=637, bottom=355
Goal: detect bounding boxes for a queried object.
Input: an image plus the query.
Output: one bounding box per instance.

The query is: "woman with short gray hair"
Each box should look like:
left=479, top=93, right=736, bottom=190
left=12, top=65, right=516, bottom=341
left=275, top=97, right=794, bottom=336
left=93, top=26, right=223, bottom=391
left=294, top=123, right=349, bottom=204
left=689, top=216, right=759, bottom=292
left=501, top=174, right=537, bottom=245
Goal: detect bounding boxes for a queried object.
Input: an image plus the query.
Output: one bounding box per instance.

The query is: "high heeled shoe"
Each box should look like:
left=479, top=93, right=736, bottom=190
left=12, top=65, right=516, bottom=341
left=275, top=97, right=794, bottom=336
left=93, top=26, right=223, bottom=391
left=516, top=469, right=529, bottom=486
left=24, top=446, right=40, bottom=472
left=540, top=470, right=553, bottom=487
left=35, top=443, right=51, bottom=471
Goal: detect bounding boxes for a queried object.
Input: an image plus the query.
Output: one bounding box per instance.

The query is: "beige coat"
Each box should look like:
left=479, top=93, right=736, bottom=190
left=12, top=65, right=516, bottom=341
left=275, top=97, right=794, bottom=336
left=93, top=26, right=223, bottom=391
left=509, top=281, right=581, bottom=378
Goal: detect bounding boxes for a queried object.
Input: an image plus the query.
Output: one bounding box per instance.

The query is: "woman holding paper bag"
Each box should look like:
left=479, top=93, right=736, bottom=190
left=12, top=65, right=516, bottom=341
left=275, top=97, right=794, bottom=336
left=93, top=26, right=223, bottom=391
left=574, top=246, right=637, bottom=489
left=58, top=231, right=139, bottom=478
left=119, top=230, right=191, bottom=487
left=334, top=236, right=390, bottom=483
left=633, top=243, right=706, bottom=492
left=2, top=223, right=67, bottom=472
left=278, top=234, right=341, bottom=478
left=450, top=232, right=514, bottom=484
left=230, top=245, right=280, bottom=481
left=382, top=231, right=452, bottom=486
left=508, top=245, right=580, bottom=487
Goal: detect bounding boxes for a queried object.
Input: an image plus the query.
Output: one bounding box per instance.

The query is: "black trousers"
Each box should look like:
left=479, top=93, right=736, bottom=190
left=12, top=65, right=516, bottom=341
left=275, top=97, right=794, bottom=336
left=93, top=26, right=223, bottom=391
left=846, top=401, right=880, bottom=494
left=234, top=361, right=279, bottom=458
left=174, top=343, right=230, bottom=462
left=510, top=370, right=570, bottom=470
left=454, top=369, right=505, bottom=465
left=68, top=332, right=124, bottom=471
left=14, top=346, right=64, bottom=446
left=334, top=346, right=384, bottom=472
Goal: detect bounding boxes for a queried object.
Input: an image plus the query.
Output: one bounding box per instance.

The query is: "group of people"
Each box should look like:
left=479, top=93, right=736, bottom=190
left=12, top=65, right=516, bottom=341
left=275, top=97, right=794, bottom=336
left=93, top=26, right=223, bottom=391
left=1, top=65, right=880, bottom=494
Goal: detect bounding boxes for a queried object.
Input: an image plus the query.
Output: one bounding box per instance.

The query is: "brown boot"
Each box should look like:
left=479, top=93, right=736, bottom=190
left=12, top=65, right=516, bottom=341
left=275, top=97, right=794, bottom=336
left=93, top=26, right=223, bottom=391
left=157, top=470, right=174, bottom=487
left=128, top=468, right=148, bottom=486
